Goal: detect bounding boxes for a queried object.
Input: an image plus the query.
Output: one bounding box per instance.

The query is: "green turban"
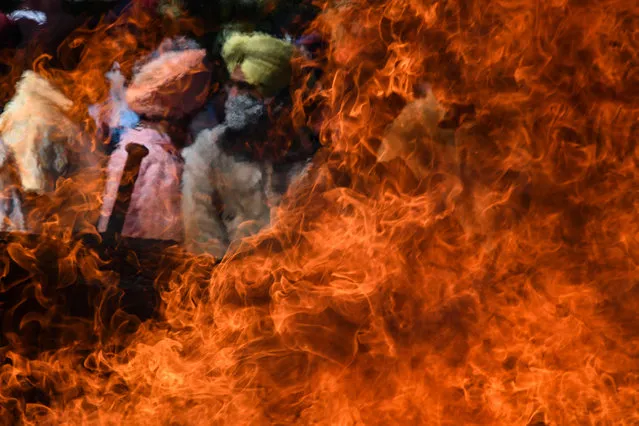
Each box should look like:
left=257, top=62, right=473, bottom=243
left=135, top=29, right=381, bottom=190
left=221, top=32, right=294, bottom=97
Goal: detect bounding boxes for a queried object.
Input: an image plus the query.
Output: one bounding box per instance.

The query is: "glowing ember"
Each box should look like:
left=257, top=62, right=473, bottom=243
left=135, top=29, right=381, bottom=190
left=1, top=0, right=638, bottom=424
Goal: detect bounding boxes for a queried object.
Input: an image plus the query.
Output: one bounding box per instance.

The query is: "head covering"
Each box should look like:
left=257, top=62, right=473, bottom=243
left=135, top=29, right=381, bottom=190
left=222, top=32, right=294, bottom=97
left=126, top=37, right=211, bottom=119
left=0, top=71, right=81, bottom=192
left=377, top=89, right=456, bottom=177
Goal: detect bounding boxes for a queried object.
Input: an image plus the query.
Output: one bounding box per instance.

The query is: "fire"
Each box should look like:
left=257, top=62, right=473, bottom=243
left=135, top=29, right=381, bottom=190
left=1, top=0, right=639, bottom=424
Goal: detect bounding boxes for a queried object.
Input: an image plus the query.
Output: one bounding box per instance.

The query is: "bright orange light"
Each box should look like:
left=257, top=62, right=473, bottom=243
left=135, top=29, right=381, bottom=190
left=1, top=0, right=638, bottom=424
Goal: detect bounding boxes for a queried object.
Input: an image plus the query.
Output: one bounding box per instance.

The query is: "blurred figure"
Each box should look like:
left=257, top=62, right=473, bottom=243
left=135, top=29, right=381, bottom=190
left=0, top=11, right=20, bottom=50
left=0, top=71, right=90, bottom=195
left=89, top=62, right=140, bottom=155
left=0, top=137, right=25, bottom=232
left=0, top=4, right=34, bottom=50
left=0, top=71, right=95, bottom=230
left=13, top=1, right=84, bottom=52
left=0, top=0, right=117, bottom=72
left=97, top=37, right=211, bottom=241
left=182, top=32, right=318, bottom=258
left=376, top=87, right=457, bottom=179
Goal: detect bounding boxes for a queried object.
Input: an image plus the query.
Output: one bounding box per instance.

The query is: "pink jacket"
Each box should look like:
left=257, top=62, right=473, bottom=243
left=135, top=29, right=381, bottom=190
left=98, top=127, right=184, bottom=241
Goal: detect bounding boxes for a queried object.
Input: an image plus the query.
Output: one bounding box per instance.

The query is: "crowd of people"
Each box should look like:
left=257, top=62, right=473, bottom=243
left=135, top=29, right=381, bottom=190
left=0, top=0, right=323, bottom=260
left=0, top=0, right=457, bottom=261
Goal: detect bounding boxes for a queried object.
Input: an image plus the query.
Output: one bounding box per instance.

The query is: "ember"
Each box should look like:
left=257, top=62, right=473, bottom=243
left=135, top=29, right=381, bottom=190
left=1, top=0, right=638, bottom=424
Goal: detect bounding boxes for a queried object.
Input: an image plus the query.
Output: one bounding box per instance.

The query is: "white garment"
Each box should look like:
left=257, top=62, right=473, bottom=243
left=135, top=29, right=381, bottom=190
left=8, top=10, right=47, bottom=25
left=182, top=125, right=311, bottom=258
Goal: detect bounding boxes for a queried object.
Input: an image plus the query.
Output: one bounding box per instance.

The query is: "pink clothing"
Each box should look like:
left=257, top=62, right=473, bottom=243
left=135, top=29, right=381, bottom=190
left=98, top=127, right=184, bottom=241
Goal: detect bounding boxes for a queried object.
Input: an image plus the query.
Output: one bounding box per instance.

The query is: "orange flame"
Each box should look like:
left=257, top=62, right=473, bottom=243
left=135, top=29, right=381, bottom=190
left=2, top=0, right=639, bottom=424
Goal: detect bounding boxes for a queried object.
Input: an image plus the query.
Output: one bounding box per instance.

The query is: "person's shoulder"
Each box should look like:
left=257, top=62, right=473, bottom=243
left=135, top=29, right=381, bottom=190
left=183, top=125, right=227, bottom=161
left=118, top=125, right=168, bottom=145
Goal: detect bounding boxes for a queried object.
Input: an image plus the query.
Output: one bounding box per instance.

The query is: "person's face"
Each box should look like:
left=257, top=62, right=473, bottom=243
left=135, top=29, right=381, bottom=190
left=226, top=66, right=263, bottom=100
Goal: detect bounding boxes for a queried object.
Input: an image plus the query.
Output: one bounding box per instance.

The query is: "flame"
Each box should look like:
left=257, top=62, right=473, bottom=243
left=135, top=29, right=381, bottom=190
left=2, top=0, right=639, bottom=424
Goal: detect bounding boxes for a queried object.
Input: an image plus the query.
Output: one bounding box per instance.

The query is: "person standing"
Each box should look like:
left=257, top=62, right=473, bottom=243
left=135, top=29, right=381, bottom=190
left=182, top=32, right=318, bottom=258
left=97, top=37, right=211, bottom=241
